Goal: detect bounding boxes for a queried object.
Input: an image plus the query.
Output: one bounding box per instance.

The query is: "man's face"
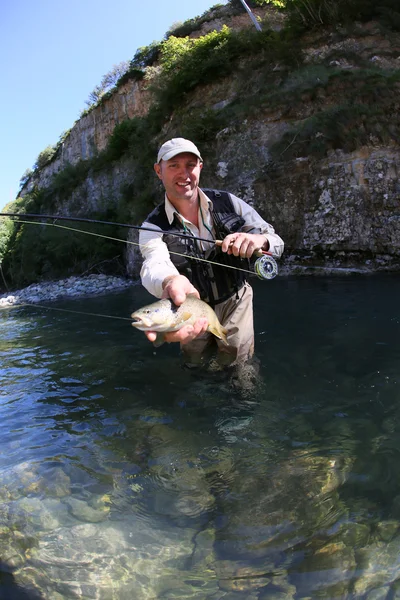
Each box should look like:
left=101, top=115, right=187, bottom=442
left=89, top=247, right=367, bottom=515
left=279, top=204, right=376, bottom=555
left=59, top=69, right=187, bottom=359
left=154, top=152, right=203, bottom=203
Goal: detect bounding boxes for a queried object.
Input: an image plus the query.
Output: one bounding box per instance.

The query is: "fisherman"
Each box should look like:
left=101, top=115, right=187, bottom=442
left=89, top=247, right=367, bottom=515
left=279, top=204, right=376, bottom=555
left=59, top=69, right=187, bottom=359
left=138, top=137, right=284, bottom=366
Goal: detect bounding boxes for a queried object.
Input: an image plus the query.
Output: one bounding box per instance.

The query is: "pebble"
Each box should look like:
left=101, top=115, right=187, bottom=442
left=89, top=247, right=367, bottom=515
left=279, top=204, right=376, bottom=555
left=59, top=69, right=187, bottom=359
left=0, top=274, right=134, bottom=308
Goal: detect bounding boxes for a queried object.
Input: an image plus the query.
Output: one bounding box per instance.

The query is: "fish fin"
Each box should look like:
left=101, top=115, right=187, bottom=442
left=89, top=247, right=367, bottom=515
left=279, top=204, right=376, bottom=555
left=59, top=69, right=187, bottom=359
left=181, top=312, right=192, bottom=322
left=209, top=326, right=229, bottom=346
left=153, top=333, right=165, bottom=348
left=186, top=293, right=198, bottom=298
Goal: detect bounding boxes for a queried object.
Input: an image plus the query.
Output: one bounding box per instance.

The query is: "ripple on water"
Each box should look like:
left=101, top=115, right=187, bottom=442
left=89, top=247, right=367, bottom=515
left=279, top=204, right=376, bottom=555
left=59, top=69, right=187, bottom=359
left=0, top=278, right=400, bottom=598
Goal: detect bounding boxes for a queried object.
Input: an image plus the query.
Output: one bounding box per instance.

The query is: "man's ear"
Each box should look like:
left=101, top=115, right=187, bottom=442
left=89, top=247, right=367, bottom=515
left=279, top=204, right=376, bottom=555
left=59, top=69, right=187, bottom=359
left=154, top=162, right=162, bottom=180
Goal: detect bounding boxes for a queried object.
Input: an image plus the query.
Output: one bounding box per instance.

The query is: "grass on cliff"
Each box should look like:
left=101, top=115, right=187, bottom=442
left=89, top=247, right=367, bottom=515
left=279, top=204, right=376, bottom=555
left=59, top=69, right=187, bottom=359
left=4, top=2, right=400, bottom=288
left=269, top=68, right=400, bottom=160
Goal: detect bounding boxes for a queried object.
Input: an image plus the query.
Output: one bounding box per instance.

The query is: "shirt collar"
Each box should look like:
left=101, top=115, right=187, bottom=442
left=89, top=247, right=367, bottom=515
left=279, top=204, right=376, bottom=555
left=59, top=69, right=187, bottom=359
left=164, top=189, right=213, bottom=225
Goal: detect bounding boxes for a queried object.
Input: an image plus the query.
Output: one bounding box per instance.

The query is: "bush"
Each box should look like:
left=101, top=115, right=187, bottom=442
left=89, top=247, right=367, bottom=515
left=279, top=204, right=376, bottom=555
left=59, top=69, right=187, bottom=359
left=34, top=145, right=57, bottom=170
left=270, top=69, right=400, bottom=160
left=130, top=41, right=162, bottom=70
left=0, top=216, right=15, bottom=263
left=166, top=4, right=228, bottom=38
left=1, top=216, right=128, bottom=288
left=85, top=61, right=130, bottom=108
left=152, top=25, right=300, bottom=116
left=281, top=0, right=400, bottom=31
left=49, top=161, right=91, bottom=199
left=19, top=168, right=33, bottom=189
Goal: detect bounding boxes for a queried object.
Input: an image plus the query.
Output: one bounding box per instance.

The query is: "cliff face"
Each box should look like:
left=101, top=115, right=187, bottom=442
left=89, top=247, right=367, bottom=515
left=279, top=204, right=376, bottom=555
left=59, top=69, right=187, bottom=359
left=15, top=9, right=400, bottom=278
left=22, top=78, right=150, bottom=193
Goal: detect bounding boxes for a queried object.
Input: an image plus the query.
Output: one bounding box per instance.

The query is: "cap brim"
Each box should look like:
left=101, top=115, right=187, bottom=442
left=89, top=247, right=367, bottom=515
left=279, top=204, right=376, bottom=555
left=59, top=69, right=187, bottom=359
left=159, top=149, right=202, bottom=162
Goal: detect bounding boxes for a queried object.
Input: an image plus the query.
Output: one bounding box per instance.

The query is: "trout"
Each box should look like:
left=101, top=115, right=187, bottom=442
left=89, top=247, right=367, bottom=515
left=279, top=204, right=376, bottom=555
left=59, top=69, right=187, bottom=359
left=131, top=294, right=228, bottom=346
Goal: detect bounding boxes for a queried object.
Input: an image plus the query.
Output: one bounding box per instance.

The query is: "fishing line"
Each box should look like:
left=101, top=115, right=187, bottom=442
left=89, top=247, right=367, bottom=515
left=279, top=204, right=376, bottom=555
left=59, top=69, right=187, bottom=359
left=0, top=211, right=226, bottom=246
left=10, top=218, right=257, bottom=277
left=6, top=302, right=133, bottom=321
left=0, top=218, right=256, bottom=319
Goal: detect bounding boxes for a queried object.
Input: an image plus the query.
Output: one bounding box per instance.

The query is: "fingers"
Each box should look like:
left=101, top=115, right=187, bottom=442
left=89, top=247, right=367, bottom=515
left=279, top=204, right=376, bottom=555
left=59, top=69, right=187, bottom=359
left=145, top=331, right=157, bottom=342
left=221, top=233, right=261, bottom=259
left=164, top=318, right=209, bottom=345
left=162, top=275, right=200, bottom=305
left=145, top=318, right=208, bottom=345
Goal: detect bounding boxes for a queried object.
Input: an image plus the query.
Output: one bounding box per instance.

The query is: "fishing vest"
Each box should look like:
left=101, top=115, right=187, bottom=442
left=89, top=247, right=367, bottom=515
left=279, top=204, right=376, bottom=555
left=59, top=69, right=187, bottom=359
left=145, top=189, right=261, bottom=306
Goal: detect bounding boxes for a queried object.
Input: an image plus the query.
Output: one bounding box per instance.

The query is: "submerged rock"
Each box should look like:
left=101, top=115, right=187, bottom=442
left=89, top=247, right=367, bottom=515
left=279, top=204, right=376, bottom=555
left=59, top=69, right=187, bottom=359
left=64, top=497, right=110, bottom=523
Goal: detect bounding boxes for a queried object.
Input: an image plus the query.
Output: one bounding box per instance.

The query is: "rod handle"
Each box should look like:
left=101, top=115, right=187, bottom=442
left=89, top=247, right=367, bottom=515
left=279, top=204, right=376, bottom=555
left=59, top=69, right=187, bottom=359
left=215, top=239, right=266, bottom=258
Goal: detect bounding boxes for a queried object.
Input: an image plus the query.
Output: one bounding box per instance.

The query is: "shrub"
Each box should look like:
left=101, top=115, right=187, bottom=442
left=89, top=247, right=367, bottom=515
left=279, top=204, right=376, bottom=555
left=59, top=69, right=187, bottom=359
left=34, top=145, right=57, bottom=170
left=85, top=61, right=130, bottom=108
left=152, top=25, right=300, bottom=115
left=130, top=42, right=162, bottom=70
left=19, top=168, right=33, bottom=189
left=279, top=0, right=400, bottom=31
left=270, top=69, right=400, bottom=160
left=0, top=216, right=15, bottom=263
left=166, top=4, right=228, bottom=38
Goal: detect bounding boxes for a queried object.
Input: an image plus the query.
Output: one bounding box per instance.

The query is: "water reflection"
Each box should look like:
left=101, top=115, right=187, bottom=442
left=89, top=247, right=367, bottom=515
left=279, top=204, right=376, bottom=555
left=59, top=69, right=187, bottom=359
left=0, top=275, right=399, bottom=598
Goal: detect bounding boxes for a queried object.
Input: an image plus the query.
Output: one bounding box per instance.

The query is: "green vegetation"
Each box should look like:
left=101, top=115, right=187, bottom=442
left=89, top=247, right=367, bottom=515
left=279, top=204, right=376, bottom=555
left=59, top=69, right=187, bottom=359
left=2, top=0, right=399, bottom=289
left=272, top=0, right=400, bottom=31
left=19, top=168, right=33, bottom=188
left=0, top=215, right=15, bottom=264
left=269, top=68, right=400, bottom=159
left=0, top=189, right=130, bottom=289
left=152, top=25, right=301, bottom=116
left=166, top=4, right=228, bottom=38
left=1, top=219, right=127, bottom=289
left=85, top=61, right=130, bottom=108
left=34, top=145, right=57, bottom=170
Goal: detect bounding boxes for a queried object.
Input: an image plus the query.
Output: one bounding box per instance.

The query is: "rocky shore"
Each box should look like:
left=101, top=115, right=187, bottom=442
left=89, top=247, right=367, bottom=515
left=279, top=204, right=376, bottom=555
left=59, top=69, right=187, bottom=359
left=0, top=274, right=134, bottom=308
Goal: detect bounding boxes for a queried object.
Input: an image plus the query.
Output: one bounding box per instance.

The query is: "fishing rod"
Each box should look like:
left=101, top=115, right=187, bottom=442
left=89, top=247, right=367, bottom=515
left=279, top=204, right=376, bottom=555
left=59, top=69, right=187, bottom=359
left=0, top=212, right=278, bottom=280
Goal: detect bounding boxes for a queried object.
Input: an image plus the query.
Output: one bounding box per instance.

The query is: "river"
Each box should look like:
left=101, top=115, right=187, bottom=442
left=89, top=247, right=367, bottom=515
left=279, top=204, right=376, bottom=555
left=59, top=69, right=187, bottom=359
left=0, top=274, right=399, bottom=599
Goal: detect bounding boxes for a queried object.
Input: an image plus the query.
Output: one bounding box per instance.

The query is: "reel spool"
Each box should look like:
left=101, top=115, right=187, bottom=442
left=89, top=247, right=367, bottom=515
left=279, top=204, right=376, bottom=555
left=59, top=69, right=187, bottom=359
left=254, top=254, right=278, bottom=280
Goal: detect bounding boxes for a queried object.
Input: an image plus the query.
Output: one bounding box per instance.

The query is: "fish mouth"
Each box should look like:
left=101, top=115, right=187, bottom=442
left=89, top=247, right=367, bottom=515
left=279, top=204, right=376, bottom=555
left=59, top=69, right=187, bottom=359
left=131, top=315, right=162, bottom=330
left=130, top=315, right=148, bottom=329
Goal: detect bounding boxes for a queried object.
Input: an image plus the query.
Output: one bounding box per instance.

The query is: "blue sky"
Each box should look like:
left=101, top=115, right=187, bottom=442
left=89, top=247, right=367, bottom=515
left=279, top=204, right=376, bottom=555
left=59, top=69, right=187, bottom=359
left=0, top=0, right=228, bottom=210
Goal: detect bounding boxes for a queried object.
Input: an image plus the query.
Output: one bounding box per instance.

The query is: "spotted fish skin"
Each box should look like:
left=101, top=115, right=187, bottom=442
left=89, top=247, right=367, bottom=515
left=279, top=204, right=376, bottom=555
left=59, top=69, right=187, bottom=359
left=131, top=294, right=228, bottom=345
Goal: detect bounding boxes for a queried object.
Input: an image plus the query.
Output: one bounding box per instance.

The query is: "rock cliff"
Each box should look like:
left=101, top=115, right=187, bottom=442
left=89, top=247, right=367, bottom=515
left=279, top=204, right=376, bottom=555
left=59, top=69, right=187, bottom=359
left=10, top=4, right=400, bottom=282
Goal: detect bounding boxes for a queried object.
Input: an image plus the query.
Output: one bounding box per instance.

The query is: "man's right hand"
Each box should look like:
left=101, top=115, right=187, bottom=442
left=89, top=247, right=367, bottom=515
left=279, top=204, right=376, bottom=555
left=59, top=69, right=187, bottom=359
left=144, top=275, right=208, bottom=345
left=161, top=274, right=199, bottom=304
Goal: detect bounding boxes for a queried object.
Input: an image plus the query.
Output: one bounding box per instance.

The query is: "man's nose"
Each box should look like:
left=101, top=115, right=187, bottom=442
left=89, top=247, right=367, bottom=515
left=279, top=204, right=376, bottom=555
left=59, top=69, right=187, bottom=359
left=177, top=165, right=190, bottom=178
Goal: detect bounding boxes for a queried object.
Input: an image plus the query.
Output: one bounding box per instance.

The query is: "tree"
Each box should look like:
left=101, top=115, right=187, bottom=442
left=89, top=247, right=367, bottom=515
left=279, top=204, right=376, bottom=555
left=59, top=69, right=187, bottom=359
left=33, top=145, right=56, bottom=170
left=19, top=168, right=33, bottom=188
left=85, top=61, right=130, bottom=108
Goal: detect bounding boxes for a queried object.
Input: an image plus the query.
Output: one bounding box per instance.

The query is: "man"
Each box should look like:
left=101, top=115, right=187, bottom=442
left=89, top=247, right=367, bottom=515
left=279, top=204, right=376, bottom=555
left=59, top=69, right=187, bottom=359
left=139, top=137, right=284, bottom=366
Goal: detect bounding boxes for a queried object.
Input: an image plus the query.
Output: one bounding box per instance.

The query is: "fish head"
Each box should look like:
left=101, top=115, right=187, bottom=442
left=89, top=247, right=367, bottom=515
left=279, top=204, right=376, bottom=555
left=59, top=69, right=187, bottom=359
left=131, top=300, right=174, bottom=332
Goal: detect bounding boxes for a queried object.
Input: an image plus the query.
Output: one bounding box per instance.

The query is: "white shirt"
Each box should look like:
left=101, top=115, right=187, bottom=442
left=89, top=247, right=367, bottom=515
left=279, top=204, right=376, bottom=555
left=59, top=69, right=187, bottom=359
left=139, top=188, right=284, bottom=298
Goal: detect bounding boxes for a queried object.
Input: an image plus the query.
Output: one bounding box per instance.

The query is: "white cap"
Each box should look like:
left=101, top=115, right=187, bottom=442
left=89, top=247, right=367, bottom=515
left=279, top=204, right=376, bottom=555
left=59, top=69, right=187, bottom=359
left=157, top=138, right=203, bottom=163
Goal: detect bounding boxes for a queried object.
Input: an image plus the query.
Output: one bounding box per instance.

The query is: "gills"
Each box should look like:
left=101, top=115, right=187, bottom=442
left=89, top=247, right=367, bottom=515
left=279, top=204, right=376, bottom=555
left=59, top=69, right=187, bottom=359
left=131, top=294, right=228, bottom=345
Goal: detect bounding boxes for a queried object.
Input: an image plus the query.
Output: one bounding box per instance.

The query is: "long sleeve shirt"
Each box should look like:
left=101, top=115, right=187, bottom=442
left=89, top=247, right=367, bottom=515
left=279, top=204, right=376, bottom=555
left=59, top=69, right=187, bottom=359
left=139, top=188, right=284, bottom=299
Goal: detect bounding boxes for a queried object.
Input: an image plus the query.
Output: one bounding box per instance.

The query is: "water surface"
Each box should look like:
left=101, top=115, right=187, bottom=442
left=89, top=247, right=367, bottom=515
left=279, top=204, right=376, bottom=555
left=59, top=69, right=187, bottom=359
left=1, top=275, right=399, bottom=599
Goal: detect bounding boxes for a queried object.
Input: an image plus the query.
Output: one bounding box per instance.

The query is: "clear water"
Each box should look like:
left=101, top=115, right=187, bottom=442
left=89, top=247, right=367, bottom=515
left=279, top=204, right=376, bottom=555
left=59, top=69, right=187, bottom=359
left=0, top=275, right=399, bottom=600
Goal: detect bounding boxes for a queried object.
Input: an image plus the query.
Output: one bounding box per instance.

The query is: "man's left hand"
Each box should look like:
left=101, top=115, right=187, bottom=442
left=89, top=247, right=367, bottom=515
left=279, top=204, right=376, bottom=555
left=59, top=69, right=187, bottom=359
left=221, top=233, right=268, bottom=259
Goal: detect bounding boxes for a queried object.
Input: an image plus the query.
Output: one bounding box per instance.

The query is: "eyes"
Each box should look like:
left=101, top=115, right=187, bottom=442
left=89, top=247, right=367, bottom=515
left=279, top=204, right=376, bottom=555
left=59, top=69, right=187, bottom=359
left=168, top=162, right=198, bottom=170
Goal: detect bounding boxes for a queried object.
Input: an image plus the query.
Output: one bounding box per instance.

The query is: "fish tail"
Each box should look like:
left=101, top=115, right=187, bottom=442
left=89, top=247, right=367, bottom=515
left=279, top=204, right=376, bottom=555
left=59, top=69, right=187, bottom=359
left=209, top=326, right=229, bottom=346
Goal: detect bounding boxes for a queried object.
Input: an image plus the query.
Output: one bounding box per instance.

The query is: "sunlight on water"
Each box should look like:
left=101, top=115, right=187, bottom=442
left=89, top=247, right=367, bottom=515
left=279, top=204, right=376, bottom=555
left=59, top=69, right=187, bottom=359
left=0, top=275, right=399, bottom=599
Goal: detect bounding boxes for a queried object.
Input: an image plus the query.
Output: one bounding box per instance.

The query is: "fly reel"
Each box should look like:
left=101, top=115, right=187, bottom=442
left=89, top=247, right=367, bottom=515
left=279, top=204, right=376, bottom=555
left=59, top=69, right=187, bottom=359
left=254, top=254, right=278, bottom=280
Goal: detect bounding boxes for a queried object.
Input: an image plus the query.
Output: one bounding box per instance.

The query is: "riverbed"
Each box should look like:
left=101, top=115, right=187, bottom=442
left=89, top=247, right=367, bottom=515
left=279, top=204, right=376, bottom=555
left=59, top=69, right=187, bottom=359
left=1, top=274, right=399, bottom=599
